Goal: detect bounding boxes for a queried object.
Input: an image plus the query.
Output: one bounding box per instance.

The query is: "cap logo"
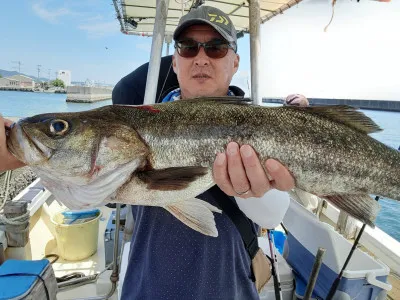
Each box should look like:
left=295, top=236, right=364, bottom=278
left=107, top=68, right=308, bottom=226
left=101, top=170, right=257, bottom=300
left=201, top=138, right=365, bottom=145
left=207, top=13, right=229, bottom=25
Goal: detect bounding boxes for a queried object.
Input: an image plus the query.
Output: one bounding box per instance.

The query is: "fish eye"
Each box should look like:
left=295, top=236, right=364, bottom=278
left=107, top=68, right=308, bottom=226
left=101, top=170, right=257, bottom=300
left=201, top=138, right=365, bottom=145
left=50, top=119, right=69, bottom=135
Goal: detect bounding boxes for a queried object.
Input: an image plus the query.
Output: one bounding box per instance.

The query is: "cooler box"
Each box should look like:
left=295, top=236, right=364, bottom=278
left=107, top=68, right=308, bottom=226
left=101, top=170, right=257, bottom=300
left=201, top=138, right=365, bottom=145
left=258, top=237, right=295, bottom=300
left=0, top=259, right=57, bottom=300
left=283, top=199, right=392, bottom=300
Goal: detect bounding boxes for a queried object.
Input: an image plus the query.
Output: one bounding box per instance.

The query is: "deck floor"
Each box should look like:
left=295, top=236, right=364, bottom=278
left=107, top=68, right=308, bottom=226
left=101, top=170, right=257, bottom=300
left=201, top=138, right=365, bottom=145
left=387, top=273, right=400, bottom=300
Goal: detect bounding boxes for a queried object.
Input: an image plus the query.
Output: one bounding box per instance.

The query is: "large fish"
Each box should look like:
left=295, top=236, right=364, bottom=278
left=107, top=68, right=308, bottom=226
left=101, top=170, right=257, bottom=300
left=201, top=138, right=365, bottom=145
left=6, top=98, right=400, bottom=236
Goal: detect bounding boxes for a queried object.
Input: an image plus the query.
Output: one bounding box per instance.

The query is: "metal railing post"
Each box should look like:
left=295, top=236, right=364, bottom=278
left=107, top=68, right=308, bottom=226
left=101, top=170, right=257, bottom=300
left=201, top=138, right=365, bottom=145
left=144, top=0, right=170, bottom=104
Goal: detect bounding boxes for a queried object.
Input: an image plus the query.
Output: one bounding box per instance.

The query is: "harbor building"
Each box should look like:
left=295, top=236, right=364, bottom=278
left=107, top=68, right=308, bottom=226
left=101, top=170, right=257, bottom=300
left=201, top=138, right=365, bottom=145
left=57, top=70, right=71, bottom=86
left=0, top=74, right=34, bottom=91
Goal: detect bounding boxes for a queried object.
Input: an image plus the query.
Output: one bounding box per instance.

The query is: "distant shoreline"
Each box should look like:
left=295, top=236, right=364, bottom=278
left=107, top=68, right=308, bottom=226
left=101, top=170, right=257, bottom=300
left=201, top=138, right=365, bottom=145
left=0, top=87, right=66, bottom=94
left=264, top=98, right=400, bottom=112
left=0, top=87, right=34, bottom=92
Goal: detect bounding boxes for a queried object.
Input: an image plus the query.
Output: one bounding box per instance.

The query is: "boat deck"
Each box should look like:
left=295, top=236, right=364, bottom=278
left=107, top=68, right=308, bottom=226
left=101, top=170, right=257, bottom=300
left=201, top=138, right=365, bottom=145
left=387, top=273, right=400, bottom=300
left=4, top=195, right=119, bottom=300
left=2, top=177, right=398, bottom=300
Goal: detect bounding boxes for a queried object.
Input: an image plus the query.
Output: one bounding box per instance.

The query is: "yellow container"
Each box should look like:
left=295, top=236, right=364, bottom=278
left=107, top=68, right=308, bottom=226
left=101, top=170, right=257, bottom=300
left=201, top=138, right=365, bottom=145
left=51, top=210, right=102, bottom=261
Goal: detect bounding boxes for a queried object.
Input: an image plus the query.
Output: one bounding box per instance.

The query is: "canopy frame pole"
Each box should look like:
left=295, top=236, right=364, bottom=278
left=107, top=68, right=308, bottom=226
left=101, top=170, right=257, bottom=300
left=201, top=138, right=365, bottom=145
left=144, top=0, right=170, bottom=104
left=165, top=33, right=173, bottom=56
left=249, top=0, right=261, bottom=105
left=112, top=0, right=126, bottom=33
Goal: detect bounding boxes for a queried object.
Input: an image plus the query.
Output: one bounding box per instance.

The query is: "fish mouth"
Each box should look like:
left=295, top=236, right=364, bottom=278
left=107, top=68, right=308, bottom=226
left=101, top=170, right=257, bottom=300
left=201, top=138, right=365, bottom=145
left=7, top=122, right=53, bottom=164
left=6, top=123, right=20, bottom=159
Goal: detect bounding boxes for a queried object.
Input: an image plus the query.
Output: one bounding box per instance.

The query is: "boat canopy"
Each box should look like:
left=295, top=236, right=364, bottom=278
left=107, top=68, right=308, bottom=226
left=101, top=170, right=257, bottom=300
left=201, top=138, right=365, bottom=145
left=114, top=0, right=302, bottom=37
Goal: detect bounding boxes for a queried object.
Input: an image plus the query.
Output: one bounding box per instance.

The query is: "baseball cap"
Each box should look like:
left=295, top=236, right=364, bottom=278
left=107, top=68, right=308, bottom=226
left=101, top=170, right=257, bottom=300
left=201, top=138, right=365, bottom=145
left=173, top=6, right=237, bottom=46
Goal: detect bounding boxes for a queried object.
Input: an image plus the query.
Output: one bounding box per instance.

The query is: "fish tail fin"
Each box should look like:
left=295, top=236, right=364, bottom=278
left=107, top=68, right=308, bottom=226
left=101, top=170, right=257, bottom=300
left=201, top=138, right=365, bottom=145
left=165, top=198, right=222, bottom=237
left=323, top=194, right=380, bottom=227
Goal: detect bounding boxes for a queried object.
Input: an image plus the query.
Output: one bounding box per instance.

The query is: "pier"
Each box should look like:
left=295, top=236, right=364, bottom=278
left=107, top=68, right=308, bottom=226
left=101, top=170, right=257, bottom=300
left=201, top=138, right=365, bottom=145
left=263, top=98, right=400, bottom=112
left=0, top=87, right=33, bottom=92
left=66, top=86, right=113, bottom=103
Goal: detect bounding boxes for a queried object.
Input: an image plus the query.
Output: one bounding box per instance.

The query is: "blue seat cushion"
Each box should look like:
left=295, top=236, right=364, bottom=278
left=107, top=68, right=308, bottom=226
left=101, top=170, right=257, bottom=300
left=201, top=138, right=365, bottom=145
left=0, top=259, right=49, bottom=299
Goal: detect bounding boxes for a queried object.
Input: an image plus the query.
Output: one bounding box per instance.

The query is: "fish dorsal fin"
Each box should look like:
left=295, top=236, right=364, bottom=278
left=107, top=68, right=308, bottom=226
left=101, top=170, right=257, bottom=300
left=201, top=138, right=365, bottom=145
left=287, top=105, right=382, bottom=134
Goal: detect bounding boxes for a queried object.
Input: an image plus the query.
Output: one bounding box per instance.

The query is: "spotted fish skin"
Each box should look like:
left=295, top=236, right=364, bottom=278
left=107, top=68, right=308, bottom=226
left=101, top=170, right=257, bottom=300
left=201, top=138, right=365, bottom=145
left=7, top=97, right=400, bottom=233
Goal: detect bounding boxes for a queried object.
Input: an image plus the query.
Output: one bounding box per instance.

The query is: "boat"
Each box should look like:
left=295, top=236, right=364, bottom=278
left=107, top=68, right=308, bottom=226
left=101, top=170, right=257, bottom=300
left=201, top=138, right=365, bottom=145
left=1, top=0, right=399, bottom=299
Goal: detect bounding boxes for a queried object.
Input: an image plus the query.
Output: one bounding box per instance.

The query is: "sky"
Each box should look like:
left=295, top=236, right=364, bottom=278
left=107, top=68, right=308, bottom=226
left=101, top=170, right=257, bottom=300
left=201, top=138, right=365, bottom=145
left=259, top=0, right=400, bottom=100
left=0, top=0, right=398, bottom=100
left=0, top=0, right=251, bottom=88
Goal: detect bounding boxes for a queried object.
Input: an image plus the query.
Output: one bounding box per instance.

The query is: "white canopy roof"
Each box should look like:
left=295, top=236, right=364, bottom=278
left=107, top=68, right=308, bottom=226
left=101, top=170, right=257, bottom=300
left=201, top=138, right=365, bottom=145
left=114, top=0, right=302, bottom=36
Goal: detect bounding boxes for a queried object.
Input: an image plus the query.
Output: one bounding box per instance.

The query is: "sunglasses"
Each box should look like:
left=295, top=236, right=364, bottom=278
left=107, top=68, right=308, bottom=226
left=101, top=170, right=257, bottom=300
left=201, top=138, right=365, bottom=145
left=175, top=39, right=236, bottom=59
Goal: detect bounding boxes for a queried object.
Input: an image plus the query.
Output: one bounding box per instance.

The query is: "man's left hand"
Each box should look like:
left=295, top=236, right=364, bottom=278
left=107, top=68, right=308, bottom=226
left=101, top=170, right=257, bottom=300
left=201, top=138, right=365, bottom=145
left=213, top=142, right=295, bottom=198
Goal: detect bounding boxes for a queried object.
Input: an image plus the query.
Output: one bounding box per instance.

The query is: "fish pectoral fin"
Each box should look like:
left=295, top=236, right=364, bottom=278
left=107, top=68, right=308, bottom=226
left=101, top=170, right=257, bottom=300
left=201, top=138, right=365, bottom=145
left=137, top=166, right=209, bottom=191
left=165, top=198, right=222, bottom=237
left=322, top=193, right=380, bottom=227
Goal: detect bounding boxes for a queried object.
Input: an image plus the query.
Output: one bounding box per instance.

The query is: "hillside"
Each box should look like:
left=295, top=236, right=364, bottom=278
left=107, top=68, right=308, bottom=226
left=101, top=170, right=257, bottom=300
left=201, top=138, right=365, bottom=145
left=0, top=69, right=48, bottom=82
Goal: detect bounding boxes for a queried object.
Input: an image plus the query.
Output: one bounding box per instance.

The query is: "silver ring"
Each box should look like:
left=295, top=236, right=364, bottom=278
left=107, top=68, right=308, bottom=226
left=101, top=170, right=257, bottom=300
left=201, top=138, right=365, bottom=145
left=235, top=188, right=250, bottom=196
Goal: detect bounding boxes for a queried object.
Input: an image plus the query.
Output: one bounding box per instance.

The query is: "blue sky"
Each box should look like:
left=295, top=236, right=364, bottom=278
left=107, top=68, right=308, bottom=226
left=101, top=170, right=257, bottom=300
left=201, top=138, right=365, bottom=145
left=0, top=1, right=251, bottom=88
left=258, top=0, right=400, bottom=100
left=1, top=1, right=398, bottom=99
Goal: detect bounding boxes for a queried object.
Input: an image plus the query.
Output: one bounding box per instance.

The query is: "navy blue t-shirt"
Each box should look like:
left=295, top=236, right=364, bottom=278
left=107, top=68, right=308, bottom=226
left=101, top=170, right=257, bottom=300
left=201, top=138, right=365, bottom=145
left=120, top=190, right=259, bottom=300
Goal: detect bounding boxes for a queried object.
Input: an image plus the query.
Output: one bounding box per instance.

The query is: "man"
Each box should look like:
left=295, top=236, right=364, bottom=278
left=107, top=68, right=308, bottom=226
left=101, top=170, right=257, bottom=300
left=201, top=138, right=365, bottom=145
left=0, top=5, right=294, bottom=299
left=113, top=6, right=294, bottom=300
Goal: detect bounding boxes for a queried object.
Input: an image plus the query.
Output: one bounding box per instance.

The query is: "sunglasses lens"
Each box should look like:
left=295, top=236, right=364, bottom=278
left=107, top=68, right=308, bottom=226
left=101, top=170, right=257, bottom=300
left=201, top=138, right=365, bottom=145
left=205, top=43, right=229, bottom=59
left=176, top=39, right=232, bottom=58
left=177, top=40, right=199, bottom=58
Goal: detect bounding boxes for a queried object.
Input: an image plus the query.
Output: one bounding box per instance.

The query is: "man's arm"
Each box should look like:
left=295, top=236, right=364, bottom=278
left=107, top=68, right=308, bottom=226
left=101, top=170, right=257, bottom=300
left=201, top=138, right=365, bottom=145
left=0, top=115, right=25, bottom=172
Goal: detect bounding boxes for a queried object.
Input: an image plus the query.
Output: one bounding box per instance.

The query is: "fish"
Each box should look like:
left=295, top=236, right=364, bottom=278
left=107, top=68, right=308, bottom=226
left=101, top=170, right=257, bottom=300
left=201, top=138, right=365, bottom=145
left=6, top=98, right=400, bottom=236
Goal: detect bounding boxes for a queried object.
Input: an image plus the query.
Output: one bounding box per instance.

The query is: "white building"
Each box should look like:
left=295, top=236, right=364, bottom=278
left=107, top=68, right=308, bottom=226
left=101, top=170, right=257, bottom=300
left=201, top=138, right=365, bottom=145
left=0, top=77, right=20, bottom=87
left=8, top=75, right=34, bottom=88
left=57, top=70, right=71, bottom=86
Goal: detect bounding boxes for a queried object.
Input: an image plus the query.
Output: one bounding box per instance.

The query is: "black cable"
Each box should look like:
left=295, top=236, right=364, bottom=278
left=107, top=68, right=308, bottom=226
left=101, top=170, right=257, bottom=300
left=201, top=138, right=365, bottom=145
left=326, top=224, right=366, bottom=300
left=326, top=195, right=380, bottom=300
left=267, top=230, right=282, bottom=300
left=44, top=254, right=59, bottom=264
left=56, top=272, right=85, bottom=283
left=156, top=62, right=173, bottom=103
left=280, top=222, right=288, bottom=235
left=0, top=272, right=50, bottom=300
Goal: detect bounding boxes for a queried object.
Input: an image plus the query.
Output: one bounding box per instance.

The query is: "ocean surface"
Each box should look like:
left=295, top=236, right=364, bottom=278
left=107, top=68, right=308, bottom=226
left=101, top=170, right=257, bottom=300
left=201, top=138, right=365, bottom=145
left=0, top=90, right=399, bottom=241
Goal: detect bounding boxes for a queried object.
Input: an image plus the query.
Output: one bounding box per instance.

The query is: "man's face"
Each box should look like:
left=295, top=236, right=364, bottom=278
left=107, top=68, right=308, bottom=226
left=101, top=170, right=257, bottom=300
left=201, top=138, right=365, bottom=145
left=172, top=24, right=240, bottom=99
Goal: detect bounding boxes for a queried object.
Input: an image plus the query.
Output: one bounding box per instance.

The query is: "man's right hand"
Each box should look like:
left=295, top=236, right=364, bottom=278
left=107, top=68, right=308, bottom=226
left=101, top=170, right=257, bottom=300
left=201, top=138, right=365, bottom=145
left=0, top=115, right=25, bottom=172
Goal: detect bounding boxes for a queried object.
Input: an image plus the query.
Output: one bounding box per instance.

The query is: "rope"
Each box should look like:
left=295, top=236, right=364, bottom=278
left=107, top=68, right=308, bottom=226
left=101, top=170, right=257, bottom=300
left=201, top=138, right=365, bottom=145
left=324, top=0, right=336, bottom=32
left=0, top=170, right=12, bottom=211
left=0, top=212, right=30, bottom=226
left=0, top=170, right=31, bottom=226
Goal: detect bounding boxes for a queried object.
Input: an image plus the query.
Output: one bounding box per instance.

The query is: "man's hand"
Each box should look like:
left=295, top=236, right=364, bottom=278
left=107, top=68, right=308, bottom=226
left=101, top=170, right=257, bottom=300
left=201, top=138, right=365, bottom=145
left=213, top=142, right=295, bottom=198
left=0, top=115, right=26, bottom=172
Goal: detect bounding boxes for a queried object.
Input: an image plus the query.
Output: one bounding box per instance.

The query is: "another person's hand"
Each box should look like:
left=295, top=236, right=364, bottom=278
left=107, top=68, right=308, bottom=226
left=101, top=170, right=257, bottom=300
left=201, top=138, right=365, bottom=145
left=284, top=94, right=309, bottom=107
left=213, top=142, right=295, bottom=199
left=0, top=115, right=26, bottom=172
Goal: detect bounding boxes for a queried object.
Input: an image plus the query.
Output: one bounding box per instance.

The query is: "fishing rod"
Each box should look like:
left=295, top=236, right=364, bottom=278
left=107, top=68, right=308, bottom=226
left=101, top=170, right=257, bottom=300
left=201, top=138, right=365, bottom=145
left=326, top=195, right=380, bottom=300
left=267, top=229, right=283, bottom=300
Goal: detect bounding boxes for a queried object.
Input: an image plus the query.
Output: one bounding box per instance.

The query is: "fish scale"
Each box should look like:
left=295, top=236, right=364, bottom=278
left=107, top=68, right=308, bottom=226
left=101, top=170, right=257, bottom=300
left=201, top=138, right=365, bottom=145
left=6, top=97, right=400, bottom=236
